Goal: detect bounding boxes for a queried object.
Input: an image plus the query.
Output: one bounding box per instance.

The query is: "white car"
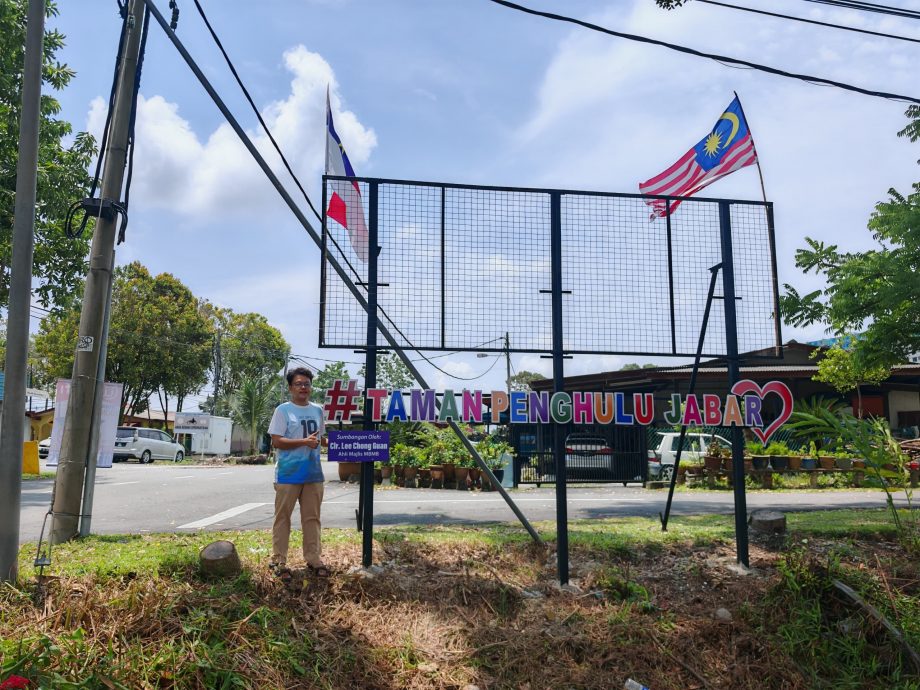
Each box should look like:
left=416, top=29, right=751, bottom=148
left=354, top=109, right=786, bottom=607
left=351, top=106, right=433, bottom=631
left=564, top=434, right=614, bottom=473
left=113, top=426, right=185, bottom=463
left=647, top=432, right=731, bottom=481
left=38, top=437, right=51, bottom=459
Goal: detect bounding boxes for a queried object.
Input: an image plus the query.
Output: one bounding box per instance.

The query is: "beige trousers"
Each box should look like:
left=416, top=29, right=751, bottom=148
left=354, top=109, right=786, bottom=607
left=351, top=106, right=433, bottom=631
left=272, top=481, right=324, bottom=567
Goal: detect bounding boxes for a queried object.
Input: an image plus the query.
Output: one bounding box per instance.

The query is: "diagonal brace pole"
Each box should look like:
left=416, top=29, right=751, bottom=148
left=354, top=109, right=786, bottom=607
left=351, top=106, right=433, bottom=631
left=659, top=262, right=722, bottom=531
left=143, top=0, right=542, bottom=545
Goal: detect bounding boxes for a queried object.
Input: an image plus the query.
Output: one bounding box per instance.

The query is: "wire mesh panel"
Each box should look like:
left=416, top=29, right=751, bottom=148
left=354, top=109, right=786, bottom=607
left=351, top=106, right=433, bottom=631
left=321, top=176, right=780, bottom=357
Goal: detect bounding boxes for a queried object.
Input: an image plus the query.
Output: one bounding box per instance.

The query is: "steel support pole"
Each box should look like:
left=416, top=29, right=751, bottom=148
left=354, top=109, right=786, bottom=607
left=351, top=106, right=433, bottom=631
left=719, top=202, right=750, bottom=567
left=50, top=0, right=144, bottom=544
left=550, top=192, right=569, bottom=585
left=659, top=263, right=721, bottom=531
left=0, top=0, right=45, bottom=582
left=360, top=183, right=378, bottom=567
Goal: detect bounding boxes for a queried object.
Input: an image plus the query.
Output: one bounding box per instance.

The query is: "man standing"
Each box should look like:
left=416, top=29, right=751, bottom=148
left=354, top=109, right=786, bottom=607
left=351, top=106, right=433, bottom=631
left=268, top=367, right=329, bottom=579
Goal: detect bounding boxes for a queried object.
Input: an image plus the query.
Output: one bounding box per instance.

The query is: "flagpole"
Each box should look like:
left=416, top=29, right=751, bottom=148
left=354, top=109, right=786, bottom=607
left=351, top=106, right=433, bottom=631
left=733, top=91, right=768, bottom=204
left=734, top=91, right=782, bottom=356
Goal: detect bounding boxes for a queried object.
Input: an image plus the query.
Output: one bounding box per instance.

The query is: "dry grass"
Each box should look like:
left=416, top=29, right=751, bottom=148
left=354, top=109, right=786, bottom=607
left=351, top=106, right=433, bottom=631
left=2, top=513, right=919, bottom=689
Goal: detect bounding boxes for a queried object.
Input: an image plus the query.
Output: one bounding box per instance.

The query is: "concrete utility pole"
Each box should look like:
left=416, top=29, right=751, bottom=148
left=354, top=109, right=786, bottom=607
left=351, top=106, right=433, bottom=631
left=50, top=0, right=145, bottom=544
left=0, top=0, right=45, bottom=582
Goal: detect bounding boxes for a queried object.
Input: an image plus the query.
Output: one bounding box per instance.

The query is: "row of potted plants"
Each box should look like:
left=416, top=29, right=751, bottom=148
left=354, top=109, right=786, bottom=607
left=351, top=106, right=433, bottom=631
left=699, top=438, right=867, bottom=473
left=338, top=426, right=514, bottom=490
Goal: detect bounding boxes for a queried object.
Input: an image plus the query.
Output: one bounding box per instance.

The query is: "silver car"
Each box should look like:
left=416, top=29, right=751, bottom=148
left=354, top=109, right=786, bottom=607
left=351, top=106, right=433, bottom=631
left=113, top=426, right=185, bottom=463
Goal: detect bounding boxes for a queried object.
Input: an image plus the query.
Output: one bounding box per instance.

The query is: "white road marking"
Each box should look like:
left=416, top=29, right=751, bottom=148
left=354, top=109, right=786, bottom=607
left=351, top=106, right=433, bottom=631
left=108, top=481, right=140, bottom=486
left=173, top=475, right=195, bottom=479
left=325, top=497, right=643, bottom=505
left=214, top=472, right=234, bottom=476
left=178, top=502, right=269, bottom=529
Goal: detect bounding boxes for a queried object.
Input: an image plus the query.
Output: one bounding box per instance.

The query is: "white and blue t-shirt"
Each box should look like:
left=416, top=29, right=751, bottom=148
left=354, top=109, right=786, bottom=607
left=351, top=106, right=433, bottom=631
left=268, top=401, right=326, bottom=484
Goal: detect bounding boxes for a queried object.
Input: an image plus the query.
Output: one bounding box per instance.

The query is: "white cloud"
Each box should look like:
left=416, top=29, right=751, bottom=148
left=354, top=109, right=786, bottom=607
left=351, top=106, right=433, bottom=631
left=90, top=45, right=376, bottom=220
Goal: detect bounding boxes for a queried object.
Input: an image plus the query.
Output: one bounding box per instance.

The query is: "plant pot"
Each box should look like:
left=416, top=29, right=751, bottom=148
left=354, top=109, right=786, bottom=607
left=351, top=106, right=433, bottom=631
left=490, top=468, right=504, bottom=489
left=704, top=455, right=722, bottom=472
left=801, top=457, right=817, bottom=470
left=442, top=462, right=456, bottom=482
left=770, top=456, right=789, bottom=472
left=752, top=455, right=770, bottom=471
left=787, top=455, right=803, bottom=471
left=468, top=467, right=481, bottom=488
left=743, top=459, right=753, bottom=474
left=374, top=468, right=382, bottom=484
left=721, top=456, right=733, bottom=473
left=835, top=457, right=852, bottom=471
left=381, top=465, right=392, bottom=479
left=818, top=456, right=835, bottom=470
left=455, top=466, right=470, bottom=489
left=852, top=459, right=865, bottom=470
left=338, top=461, right=362, bottom=482
left=404, top=466, right=417, bottom=481
left=430, top=465, right=445, bottom=488
left=418, top=468, right=431, bottom=488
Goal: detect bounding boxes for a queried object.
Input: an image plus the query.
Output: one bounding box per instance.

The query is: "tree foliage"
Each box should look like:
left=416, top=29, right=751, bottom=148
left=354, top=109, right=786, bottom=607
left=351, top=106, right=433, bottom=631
left=1, top=0, right=96, bottom=312
left=509, top=370, right=545, bottom=391
left=358, top=352, right=414, bottom=390
left=780, top=107, right=920, bottom=368
left=33, top=262, right=213, bottom=420
left=210, top=309, right=288, bottom=412
left=311, top=360, right=350, bottom=403
left=810, top=345, right=889, bottom=419
left=230, top=375, right=280, bottom=455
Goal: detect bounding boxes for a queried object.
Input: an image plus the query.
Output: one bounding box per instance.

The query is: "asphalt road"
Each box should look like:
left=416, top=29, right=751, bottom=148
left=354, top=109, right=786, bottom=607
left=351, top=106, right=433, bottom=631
left=18, top=461, right=910, bottom=544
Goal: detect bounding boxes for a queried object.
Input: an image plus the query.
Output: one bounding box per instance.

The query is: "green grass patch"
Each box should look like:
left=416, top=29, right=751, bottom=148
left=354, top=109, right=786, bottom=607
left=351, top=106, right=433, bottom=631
left=21, top=471, right=55, bottom=481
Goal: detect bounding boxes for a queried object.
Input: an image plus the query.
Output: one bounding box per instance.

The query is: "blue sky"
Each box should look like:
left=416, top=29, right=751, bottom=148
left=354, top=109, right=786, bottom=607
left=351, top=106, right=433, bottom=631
left=46, top=0, right=920, bottom=410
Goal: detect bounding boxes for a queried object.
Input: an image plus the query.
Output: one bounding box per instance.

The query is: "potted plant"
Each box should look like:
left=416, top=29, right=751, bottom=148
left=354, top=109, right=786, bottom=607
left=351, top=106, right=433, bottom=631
left=766, top=441, right=791, bottom=471
left=835, top=450, right=853, bottom=471
left=477, top=436, right=514, bottom=490
left=747, top=440, right=770, bottom=471
left=800, top=441, right=818, bottom=470
left=455, top=454, right=473, bottom=490
left=704, top=438, right=724, bottom=473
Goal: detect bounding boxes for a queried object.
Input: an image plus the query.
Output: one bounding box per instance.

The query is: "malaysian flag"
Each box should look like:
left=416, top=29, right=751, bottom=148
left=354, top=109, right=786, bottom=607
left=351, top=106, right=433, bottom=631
left=639, top=96, right=758, bottom=219
left=325, top=89, right=369, bottom=263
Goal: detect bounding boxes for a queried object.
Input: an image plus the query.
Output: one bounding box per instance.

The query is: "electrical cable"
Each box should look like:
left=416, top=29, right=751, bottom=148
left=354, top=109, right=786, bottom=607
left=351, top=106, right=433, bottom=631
left=190, top=0, right=323, bottom=222
left=796, top=0, right=920, bottom=21
left=485, top=0, right=920, bottom=104
left=188, top=0, right=519, bottom=383
left=698, top=0, right=920, bottom=43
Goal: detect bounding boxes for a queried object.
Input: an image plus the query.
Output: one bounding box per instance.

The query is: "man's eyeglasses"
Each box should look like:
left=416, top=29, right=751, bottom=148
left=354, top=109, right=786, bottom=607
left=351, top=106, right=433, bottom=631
left=291, top=382, right=312, bottom=388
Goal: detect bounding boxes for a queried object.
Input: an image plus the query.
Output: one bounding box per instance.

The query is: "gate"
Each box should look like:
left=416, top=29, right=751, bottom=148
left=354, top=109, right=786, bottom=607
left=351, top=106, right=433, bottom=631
left=512, top=424, right=647, bottom=485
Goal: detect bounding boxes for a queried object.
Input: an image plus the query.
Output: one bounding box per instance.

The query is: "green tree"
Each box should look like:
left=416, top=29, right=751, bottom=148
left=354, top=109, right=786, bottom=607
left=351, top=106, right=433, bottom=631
left=231, top=375, right=279, bottom=455
left=619, top=363, right=657, bottom=371
left=311, top=360, right=351, bottom=403
left=781, top=107, right=920, bottom=369
left=811, top=344, right=889, bottom=419
left=1, top=0, right=96, bottom=311
left=33, top=262, right=213, bottom=420
left=209, top=309, right=289, bottom=413
left=509, top=370, right=544, bottom=391
left=358, top=352, right=414, bottom=390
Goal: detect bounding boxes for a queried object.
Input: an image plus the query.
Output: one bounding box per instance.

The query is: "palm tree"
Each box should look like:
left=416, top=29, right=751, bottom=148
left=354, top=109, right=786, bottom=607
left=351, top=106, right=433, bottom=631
left=230, top=375, right=280, bottom=454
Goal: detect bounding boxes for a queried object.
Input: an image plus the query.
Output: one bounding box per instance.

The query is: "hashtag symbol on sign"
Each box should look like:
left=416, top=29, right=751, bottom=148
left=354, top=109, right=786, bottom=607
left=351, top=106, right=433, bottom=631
left=324, top=379, right=362, bottom=423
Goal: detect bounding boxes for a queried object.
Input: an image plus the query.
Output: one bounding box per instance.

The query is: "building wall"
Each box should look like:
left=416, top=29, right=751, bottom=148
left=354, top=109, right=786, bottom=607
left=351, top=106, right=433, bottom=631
left=889, top=390, right=920, bottom=429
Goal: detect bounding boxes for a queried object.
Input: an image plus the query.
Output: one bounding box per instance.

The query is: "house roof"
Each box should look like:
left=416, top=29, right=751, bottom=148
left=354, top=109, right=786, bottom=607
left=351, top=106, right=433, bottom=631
left=529, top=342, right=920, bottom=391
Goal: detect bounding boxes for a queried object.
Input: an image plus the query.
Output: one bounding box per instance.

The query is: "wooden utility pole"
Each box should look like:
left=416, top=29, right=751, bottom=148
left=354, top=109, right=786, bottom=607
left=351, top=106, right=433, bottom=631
left=50, top=0, right=146, bottom=544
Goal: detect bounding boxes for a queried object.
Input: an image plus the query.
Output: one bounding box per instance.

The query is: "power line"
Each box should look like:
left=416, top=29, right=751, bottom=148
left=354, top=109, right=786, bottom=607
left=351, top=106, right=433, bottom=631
left=187, top=0, right=492, bottom=380
left=796, top=0, right=920, bottom=21
left=485, top=0, right=920, bottom=104
left=698, top=0, right=920, bottom=43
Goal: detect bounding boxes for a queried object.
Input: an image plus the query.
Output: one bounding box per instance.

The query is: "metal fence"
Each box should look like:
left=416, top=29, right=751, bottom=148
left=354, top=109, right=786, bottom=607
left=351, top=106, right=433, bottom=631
left=511, top=424, right=647, bottom=485
left=321, top=176, right=780, bottom=358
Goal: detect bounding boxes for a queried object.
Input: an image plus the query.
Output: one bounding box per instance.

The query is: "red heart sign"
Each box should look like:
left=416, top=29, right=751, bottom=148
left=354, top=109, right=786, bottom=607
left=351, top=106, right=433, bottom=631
left=729, top=379, right=794, bottom=445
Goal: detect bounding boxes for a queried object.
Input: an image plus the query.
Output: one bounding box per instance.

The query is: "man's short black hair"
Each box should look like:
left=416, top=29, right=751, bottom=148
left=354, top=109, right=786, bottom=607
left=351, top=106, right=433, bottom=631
left=286, top=366, right=314, bottom=386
